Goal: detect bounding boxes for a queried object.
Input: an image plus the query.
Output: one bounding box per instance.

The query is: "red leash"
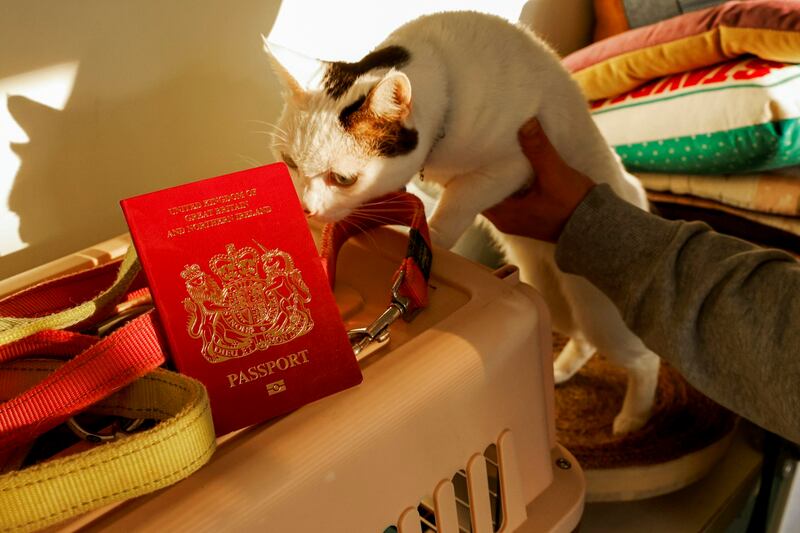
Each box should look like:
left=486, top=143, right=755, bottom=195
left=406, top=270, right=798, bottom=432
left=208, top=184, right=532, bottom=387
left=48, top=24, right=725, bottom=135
left=0, top=191, right=433, bottom=447
left=0, top=263, right=165, bottom=451
left=320, top=191, right=433, bottom=356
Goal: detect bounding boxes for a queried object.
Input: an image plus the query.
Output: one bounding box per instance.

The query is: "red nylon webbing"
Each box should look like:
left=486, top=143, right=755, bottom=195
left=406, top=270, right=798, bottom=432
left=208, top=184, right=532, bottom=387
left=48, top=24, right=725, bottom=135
left=320, top=191, right=432, bottom=313
left=0, top=311, right=166, bottom=451
left=0, top=330, right=99, bottom=363
left=0, top=261, right=123, bottom=318
left=0, top=255, right=166, bottom=450
left=0, top=260, right=149, bottom=326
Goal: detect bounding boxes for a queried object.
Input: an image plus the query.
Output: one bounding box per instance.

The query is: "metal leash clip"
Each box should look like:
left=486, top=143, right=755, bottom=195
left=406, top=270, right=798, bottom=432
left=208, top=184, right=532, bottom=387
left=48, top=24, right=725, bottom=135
left=348, top=272, right=411, bottom=360
left=67, top=299, right=153, bottom=442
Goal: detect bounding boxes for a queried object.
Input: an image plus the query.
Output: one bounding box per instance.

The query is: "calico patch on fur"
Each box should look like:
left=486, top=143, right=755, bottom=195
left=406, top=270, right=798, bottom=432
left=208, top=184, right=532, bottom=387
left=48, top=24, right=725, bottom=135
left=324, top=45, right=411, bottom=99
left=338, top=92, right=418, bottom=157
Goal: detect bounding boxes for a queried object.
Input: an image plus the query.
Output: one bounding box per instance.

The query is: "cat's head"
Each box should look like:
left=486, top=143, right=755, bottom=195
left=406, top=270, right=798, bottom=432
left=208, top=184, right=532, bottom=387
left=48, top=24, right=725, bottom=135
left=264, top=41, right=423, bottom=222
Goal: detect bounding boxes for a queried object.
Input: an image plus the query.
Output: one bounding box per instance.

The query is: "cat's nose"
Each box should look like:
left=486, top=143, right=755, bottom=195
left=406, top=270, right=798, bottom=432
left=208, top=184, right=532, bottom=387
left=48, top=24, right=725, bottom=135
left=303, top=208, right=317, bottom=218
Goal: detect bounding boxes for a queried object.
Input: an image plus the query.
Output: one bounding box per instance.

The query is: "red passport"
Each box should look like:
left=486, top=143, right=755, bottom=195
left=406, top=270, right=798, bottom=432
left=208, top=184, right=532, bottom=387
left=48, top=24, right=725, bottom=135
left=121, top=163, right=362, bottom=435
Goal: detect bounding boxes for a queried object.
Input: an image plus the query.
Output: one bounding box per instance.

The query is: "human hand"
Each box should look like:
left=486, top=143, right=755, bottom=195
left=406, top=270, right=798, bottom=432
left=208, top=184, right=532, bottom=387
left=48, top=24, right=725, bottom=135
left=482, top=118, right=596, bottom=243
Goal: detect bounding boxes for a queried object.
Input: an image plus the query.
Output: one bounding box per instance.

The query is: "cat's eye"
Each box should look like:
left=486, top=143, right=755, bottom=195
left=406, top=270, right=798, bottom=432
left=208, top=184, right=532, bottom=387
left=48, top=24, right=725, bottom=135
left=281, top=153, right=298, bottom=169
left=327, top=171, right=358, bottom=188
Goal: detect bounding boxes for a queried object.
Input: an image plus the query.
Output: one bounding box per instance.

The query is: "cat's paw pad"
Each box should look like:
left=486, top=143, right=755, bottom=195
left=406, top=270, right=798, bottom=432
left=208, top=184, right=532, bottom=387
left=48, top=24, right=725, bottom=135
left=612, top=412, right=650, bottom=435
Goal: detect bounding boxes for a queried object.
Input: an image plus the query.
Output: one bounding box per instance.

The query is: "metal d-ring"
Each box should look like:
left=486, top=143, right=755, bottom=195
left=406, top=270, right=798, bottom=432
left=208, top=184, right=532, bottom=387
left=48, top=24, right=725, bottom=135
left=66, top=417, right=146, bottom=443
left=92, top=304, right=153, bottom=337
left=64, top=297, right=153, bottom=442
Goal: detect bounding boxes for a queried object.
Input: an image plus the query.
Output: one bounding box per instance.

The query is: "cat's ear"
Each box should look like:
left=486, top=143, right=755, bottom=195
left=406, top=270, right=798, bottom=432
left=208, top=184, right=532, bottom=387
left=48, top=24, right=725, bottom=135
left=368, top=70, right=412, bottom=121
left=262, top=38, right=324, bottom=106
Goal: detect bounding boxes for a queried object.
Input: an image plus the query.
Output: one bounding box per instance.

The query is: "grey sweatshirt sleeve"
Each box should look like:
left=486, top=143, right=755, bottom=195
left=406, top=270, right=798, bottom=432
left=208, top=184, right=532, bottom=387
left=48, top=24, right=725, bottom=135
left=555, top=184, right=800, bottom=443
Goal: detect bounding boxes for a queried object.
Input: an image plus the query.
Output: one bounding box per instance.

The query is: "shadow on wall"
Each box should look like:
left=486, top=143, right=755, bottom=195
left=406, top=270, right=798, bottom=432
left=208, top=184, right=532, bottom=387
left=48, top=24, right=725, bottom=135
left=1, top=0, right=285, bottom=278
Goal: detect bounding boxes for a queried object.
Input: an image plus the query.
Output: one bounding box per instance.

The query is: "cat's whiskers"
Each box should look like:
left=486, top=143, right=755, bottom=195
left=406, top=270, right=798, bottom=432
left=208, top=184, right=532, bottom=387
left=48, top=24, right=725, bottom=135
left=265, top=128, right=288, bottom=140
left=344, top=208, right=396, bottom=227
left=267, top=132, right=289, bottom=147
left=347, top=211, right=409, bottom=227
left=249, top=119, right=290, bottom=146
left=344, top=208, right=426, bottom=252
left=356, top=196, right=421, bottom=208
left=351, top=202, right=415, bottom=219
left=247, top=119, right=289, bottom=135
left=356, top=204, right=415, bottom=220
left=339, top=216, right=384, bottom=254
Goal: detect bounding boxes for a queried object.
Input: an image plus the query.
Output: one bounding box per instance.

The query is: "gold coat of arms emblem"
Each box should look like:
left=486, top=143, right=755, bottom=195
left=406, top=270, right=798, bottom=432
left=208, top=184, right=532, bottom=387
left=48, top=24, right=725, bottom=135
left=180, top=241, right=314, bottom=363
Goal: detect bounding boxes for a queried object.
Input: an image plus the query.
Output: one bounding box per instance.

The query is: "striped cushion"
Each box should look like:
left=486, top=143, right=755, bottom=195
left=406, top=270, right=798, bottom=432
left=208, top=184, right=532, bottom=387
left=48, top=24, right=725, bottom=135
left=566, top=0, right=800, bottom=100
left=639, top=171, right=800, bottom=217
left=592, top=57, right=800, bottom=173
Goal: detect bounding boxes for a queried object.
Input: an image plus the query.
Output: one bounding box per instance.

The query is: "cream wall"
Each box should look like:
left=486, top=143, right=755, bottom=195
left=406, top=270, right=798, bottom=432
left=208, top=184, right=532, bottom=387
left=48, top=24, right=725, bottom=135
left=0, top=0, right=587, bottom=279
left=0, top=0, right=285, bottom=279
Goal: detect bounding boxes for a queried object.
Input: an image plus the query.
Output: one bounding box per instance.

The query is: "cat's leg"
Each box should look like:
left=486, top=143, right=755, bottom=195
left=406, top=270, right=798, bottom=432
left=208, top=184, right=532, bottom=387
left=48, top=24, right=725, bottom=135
left=559, top=275, right=661, bottom=434
left=428, top=162, right=528, bottom=249
left=498, top=235, right=596, bottom=384
left=612, top=350, right=660, bottom=434
left=428, top=177, right=508, bottom=249
left=553, top=337, right=596, bottom=384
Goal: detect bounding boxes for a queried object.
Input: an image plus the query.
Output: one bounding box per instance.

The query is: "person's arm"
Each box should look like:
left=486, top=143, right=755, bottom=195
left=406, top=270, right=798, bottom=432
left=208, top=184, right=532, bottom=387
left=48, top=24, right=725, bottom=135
left=559, top=184, right=800, bottom=442
left=485, top=119, right=800, bottom=443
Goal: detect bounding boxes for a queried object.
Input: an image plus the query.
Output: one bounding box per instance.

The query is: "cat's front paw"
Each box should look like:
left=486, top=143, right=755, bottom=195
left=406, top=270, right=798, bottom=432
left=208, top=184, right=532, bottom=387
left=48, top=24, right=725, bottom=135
left=612, top=412, right=650, bottom=435
left=553, top=367, right=574, bottom=385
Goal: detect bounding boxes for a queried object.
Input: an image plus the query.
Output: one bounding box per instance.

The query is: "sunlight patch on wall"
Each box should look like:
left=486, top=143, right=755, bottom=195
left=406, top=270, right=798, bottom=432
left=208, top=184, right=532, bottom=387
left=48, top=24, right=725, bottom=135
left=267, top=0, right=526, bottom=60
left=0, top=61, right=79, bottom=256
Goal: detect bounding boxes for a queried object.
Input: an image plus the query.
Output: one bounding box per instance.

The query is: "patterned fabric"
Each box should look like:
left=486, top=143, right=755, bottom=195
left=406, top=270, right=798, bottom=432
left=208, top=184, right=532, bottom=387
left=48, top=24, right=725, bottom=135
left=592, top=58, right=800, bottom=173
left=569, top=0, right=800, bottom=99
left=640, top=171, right=800, bottom=216
left=615, top=120, right=800, bottom=174
left=648, top=190, right=800, bottom=236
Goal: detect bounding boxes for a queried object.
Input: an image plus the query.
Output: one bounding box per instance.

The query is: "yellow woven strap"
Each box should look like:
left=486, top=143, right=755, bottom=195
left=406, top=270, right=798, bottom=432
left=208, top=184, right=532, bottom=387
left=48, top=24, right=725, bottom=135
left=0, top=361, right=216, bottom=532
left=0, top=247, right=141, bottom=346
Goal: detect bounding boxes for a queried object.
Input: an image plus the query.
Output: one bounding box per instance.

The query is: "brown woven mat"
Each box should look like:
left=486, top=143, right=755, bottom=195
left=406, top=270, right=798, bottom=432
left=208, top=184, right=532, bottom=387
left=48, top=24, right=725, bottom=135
left=553, top=335, right=737, bottom=470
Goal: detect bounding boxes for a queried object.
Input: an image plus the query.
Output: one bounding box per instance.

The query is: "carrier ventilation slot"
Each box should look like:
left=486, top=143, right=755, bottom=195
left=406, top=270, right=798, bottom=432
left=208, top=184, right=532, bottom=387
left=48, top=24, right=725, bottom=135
left=382, top=443, right=505, bottom=533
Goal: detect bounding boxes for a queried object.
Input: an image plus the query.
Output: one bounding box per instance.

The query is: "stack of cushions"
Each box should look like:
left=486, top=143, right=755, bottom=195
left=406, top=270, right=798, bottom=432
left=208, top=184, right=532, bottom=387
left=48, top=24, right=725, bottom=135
left=565, top=0, right=800, bottom=251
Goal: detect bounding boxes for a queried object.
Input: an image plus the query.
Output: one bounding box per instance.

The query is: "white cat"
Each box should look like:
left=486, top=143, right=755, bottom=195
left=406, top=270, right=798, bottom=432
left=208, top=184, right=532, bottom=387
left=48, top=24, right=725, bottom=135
left=266, top=11, right=660, bottom=434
